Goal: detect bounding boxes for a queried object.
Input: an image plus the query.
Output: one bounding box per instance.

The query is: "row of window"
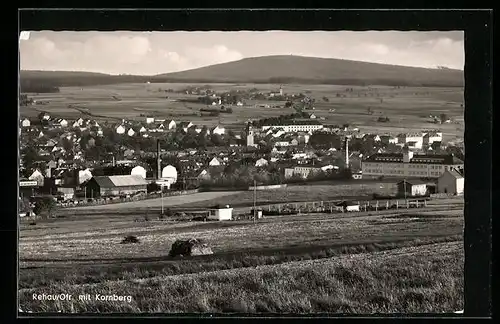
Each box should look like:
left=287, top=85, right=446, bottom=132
left=408, top=171, right=428, bottom=175
left=410, top=164, right=427, bottom=169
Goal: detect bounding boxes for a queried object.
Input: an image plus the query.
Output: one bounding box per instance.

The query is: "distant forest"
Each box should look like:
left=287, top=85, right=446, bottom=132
left=19, top=73, right=464, bottom=89
left=20, top=80, right=60, bottom=93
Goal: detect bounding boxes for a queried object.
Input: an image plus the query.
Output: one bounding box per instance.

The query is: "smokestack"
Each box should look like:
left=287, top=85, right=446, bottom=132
left=157, top=139, right=161, bottom=180
left=345, top=137, right=349, bottom=168
left=112, top=155, right=116, bottom=167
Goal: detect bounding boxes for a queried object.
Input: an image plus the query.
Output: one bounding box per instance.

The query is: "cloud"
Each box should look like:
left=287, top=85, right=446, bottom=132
left=19, top=31, right=464, bottom=74
left=182, top=45, right=244, bottom=67
left=20, top=34, right=244, bottom=75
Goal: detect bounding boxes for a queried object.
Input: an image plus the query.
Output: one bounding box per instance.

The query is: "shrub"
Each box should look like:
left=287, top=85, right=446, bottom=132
left=121, top=235, right=140, bottom=244
left=33, top=196, right=57, bottom=219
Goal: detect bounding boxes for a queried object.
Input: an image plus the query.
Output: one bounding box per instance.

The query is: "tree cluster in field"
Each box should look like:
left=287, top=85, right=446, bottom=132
left=19, top=94, right=34, bottom=106
left=251, top=112, right=314, bottom=127
left=377, top=116, right=390, bottom=122
left=199, top=163, right=353, bottom=189
left=20, top=80, right=60, bottom=93
left=309, top=133, right=343, bottom=150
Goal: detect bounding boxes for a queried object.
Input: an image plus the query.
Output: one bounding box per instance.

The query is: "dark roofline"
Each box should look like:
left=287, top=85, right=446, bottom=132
left=364, top=153, right=463, bottom=165
left=397, top=180, right=428, bottom=185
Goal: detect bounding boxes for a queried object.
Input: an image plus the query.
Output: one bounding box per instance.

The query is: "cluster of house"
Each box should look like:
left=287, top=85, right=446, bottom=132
left=20, top=161, right=180, bottom=202
left=19, top=110, right=464, bottom=205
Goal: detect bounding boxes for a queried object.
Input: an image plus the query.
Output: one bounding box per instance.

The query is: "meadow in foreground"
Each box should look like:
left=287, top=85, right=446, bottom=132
left=19, top=241, right=463, bottom=313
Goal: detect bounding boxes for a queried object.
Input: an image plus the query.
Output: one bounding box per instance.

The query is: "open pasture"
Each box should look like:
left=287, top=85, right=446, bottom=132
left=64, top=190, right=243, bottom=211
left=20, top=83, right=464, bottom=141
left=19, top=204, right=463, bottom=313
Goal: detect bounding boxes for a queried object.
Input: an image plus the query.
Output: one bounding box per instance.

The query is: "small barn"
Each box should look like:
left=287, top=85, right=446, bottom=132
left=83, top=175, right=147, bottom=198
left=336, top=201, right=360, bottom=212
left=397, top=180, right=428, bottom=197
left=437, top=169, right=464, bottom=195
left=208, top=205, right=233, bottom=221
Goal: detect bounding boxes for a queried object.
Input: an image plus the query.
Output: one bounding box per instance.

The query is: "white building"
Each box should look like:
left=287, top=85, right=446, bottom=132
left=59, top=119, right=68, bottom=127
left=320, top=164, right=334, bottom=172
left=212, top=126, right=225, bottom=135
left=274, top=141, right=290, bottom=147
left=146, top=117, right=155, bottom=124
left=127, top=128, right=136, bottom=136
left=167, top=120, right=176, bottom=130
left=284, top=166, right=322, bottom=179
left=131, top=165, right=147, bottom=179
left=28, top=170, right=45, bottom=186
left=161, top=165, right=178, bottom=182
left=261, top=123, right=323, bottom=133
left=255, top=158, right=268, bottom=167
left=139, top=126, right=147, bottom=133
left=208, top=205, right=233, bottom=221
left=209, top=157, right=222, bottom=166
left=116, top=125, right=126, bottom=134
left=437, top=169, right=464, bottom=195
left=336, top=201, right=360, bottom=212
left=21, top=118, right=31, bottom=127
left=397, top=180, right=428, bottom=197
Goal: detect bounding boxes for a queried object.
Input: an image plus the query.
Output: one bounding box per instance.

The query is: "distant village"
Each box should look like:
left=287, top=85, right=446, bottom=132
left=19, top=85, right=464, bottom=211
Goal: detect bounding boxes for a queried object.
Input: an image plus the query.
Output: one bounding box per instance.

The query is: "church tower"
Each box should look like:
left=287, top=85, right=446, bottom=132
left=246, top=122, right=256, bottom=147
left=279, top=85, right=283, bottom=96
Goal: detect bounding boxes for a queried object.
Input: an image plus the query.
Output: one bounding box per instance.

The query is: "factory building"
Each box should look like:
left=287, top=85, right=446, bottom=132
left=361, top=148, right=464, bottom=179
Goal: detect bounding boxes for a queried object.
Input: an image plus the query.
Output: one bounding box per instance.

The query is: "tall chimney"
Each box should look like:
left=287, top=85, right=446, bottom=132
left=112, top=155, right=116, bottom=167
left=345, top=137, right=349, bottom=168
left=157, top=139, right=161, bottom=180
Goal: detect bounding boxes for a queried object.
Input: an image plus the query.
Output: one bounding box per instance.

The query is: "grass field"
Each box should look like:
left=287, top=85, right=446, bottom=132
left=19, top=196, right=464, bottom=313
left=63, top=182, right=397, bottom=213
left=20, top=82, right=464, bottom=143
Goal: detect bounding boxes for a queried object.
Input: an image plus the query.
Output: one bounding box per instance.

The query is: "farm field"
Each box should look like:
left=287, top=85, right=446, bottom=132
left=19, top=203, right=464, bottom=313
left=20, top=82, right=464, bottom=143
left=64, top=182, right=398, bottom=213
left=66, top=190, right=243, bottom=211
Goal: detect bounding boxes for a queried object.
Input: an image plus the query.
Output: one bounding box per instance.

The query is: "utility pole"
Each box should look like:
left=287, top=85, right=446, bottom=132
left=253, top=180, right=257, bottom=223
left=161, top=189, right=164, bottom=215
left=404, top=179, right=407, bottom=203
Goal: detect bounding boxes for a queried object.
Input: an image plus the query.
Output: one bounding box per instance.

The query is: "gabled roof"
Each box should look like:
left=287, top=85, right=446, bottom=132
left=443, top=169, right=464, bottom=179
left=92, top=175, right=147, bottom=188
left=398, top=179, right=428, bottom=186
left=364, top=153, right=463, bottom=165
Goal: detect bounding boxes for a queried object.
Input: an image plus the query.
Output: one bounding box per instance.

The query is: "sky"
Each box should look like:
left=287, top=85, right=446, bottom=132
left=19, top=31, right=464, bottom=75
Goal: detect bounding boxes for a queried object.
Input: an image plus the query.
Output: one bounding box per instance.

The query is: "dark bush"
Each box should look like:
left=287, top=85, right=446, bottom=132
left=121, top=235, right=140, bottom=244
